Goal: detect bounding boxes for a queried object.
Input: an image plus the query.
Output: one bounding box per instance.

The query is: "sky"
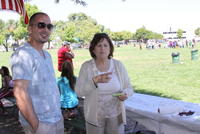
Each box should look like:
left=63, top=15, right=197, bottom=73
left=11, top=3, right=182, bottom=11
left=0, top=0, right=200, bottom=37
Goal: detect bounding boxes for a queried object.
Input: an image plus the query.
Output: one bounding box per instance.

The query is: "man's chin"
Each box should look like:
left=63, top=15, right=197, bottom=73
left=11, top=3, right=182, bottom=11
left=41, top=41, right=48, bottom=44
left=40, top=39, right=49, bottom=44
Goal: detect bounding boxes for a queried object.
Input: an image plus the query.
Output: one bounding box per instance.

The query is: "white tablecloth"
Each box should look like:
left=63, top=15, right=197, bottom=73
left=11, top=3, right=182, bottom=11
left=125, top=93, right=200, bottom=134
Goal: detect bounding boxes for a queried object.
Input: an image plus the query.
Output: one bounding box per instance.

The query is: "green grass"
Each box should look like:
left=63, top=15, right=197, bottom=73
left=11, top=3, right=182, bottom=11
left=1, top=45, right=200, bottom=103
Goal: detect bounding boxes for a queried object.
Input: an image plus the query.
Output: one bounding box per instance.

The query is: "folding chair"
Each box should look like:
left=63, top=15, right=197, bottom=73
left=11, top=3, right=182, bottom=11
left=0, top=90, right=14, bottom=114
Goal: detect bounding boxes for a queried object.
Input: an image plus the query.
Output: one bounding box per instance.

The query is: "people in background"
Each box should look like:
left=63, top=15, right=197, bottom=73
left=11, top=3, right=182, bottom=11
left=0, top=66, right=13, bottom=93
left=57, top=61, right=79, bottom=120
left=75, top=33, right=134, bottom=134
left=57, top=41, right=74, bottom=72
left=10, top=12, right=64, bottom=134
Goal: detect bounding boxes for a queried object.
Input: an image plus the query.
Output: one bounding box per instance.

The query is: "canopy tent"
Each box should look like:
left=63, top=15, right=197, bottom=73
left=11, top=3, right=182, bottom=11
left=0, top=0, right=29, bottom=24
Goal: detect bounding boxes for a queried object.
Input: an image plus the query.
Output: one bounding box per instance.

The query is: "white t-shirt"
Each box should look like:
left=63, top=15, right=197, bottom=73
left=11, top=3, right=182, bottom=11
left=95, top=59, right=122, bottom=124
left=97, top=59, right=120, bottom=94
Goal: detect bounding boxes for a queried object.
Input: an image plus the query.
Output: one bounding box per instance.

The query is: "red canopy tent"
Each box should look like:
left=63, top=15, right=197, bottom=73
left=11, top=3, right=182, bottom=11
left=0, top=0, right=29, bottom=24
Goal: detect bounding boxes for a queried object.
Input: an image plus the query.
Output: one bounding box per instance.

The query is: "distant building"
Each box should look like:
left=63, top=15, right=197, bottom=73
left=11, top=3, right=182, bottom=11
left=163, top=31, right=187, bottom=40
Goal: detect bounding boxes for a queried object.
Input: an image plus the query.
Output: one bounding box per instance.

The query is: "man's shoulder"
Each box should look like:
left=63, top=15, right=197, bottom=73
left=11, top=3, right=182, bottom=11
left=15, top=42, right=33, bottom=52
left=12, top=43, right=31, bottom=55
left=58, top=47, right=67, bottom=53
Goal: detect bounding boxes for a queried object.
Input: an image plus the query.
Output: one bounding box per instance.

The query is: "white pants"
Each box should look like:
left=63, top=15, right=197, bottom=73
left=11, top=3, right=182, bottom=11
left=86, top=114, right=124, bottom=134
left=22, top=118, right=64, bottom=134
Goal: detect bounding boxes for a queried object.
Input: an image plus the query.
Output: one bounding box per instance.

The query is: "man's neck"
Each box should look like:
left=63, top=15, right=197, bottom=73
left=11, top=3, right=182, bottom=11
left=28, top=40, right=44, bottom=51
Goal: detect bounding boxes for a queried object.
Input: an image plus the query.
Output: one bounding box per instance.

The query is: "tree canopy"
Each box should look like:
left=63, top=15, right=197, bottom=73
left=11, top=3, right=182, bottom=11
left=195, top=28, right=200, bottom=37
left=177, top=29, right=184, bottom=39
left=134, top=26, right=163, bottom=43
left=2, top=2, right=197, bottom=51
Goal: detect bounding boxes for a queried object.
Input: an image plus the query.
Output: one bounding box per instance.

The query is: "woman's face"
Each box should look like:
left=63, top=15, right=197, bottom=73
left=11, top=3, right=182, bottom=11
left=93, top=38, right=110, bottom=60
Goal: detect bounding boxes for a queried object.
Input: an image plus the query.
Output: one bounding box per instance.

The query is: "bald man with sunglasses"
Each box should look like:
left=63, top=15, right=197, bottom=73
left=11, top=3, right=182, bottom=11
left=10, top=12, right=64, bottom=134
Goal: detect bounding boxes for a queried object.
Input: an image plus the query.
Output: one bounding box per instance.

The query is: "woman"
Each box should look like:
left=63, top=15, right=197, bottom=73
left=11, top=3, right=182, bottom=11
left=57, top=61, right=79, bottom=119
left=0, top=66, right=13, bottom=112
left=75, top=33, right=134, bottom=134
left=0, top=66, right=13, bottom=93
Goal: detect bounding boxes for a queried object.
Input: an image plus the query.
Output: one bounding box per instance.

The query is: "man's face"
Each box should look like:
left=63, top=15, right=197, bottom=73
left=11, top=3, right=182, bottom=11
left=28, top=15, right=53, bottom=44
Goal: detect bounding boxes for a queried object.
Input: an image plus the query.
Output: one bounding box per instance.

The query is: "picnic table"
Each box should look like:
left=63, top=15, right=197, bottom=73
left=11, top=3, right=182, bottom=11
left=125, top=93, right=200, bottom=134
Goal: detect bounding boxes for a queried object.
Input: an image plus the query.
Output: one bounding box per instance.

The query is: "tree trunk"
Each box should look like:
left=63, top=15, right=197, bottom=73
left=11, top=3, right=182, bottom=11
left=2, top=44, right=8, bottom=52
left=48, top=40, right=50, bottom=49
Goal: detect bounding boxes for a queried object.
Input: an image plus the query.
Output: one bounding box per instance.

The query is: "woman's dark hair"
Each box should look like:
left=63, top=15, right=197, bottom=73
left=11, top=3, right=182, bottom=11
left=61, top=61, right=76, bottom=90
left=0, top=66, right=10, bottom=76
left=89, top=33, right=114, bottom=59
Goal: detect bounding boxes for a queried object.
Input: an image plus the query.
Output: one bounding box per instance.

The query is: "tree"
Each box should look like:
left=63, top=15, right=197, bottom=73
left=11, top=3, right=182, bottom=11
left=135, top=26, right=152, bottom=43
left=121, top=31, right=133, bottom=40
left=6, top=20, right=18, bottom=35
left=12, top=3, right=40, bottom=42
left=60, top=22, right=76, bottom=42
left=111, top=32, right=123, bottom=41
left=111, top=31, right=133, bottom=41
left=152, top=32, right=163, bottom=39
left=5, top=20, right=18, bottom=51
left=177, top=29, right=183, bottom=39
left=74, top=20, right=101, bottom=43
left=68, top=13, right=88, bottom=21
left=0, top=19, right=6, bottom=46
left=67, top=13, right=102, bottom=43
left=13, top=25, right=27, bottom=41
left=134, top=26, right=163, bottom=42
left=52, top=13, right=102, bottom=44
left=103, top=28, right=113, bottom=37
left=195, top=28, right=200, bottom=37
left=0, top=19, right=19, bottom=51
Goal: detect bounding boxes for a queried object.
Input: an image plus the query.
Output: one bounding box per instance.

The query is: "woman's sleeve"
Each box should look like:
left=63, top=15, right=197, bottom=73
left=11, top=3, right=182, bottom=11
left=75, top=62, right=97, bottom=97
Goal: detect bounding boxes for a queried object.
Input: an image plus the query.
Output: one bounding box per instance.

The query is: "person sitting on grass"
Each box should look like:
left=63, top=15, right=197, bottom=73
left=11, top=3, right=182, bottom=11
left=0, top=66, right=13, bottom=113
left=57, top=61, right=79, bottom=120
left=0, top=66, right=13, bottom=94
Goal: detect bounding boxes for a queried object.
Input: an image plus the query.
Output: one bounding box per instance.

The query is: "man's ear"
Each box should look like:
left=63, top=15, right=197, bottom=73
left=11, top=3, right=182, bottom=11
left=27, top=25, right=32, bottom=35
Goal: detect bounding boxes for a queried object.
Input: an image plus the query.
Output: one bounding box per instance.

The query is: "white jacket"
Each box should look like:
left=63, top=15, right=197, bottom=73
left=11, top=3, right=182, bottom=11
left=75, top=58, right=134, bottom=126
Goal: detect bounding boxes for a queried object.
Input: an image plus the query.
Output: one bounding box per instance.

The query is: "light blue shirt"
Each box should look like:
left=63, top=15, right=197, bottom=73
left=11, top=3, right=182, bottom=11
left=11, top=43, right=62, bottom=125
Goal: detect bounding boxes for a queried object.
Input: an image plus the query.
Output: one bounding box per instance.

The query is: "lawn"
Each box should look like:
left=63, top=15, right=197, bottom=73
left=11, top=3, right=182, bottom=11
left=1, top=45, right=200, bottom=103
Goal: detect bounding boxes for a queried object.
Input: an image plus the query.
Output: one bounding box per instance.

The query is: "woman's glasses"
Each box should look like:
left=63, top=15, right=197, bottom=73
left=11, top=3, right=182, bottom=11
left=30, top=22, right=54, bottom=31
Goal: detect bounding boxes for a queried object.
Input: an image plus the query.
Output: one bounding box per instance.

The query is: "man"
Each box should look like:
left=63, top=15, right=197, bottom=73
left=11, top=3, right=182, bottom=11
left=10, top=12, right=64, bottom=134
left=57, top=41, right=74, bottom=72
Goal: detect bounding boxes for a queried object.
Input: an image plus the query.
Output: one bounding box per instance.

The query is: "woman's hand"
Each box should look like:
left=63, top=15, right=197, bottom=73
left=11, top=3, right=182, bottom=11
left=93, top=72, right=112, bottom=83
left=118, top=93, right=128, bottom=101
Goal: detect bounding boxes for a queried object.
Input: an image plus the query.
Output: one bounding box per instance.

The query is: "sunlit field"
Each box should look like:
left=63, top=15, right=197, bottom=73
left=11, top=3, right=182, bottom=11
left=1, top=44, right=200, bottom=103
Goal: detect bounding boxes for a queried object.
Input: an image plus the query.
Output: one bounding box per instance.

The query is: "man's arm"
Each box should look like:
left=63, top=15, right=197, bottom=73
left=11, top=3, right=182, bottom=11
left=65, top=51, right=74, bottom=59
left=13, top=79, right=39, bottom=132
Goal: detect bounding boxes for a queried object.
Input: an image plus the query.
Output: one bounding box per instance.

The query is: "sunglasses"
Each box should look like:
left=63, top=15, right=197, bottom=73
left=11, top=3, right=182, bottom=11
left=31, top=22, right=54, bottom=31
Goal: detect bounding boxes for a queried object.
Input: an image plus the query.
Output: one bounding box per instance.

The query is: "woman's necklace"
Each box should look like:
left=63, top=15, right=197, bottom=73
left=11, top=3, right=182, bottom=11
left=96, top=60, right=110, bottom=72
